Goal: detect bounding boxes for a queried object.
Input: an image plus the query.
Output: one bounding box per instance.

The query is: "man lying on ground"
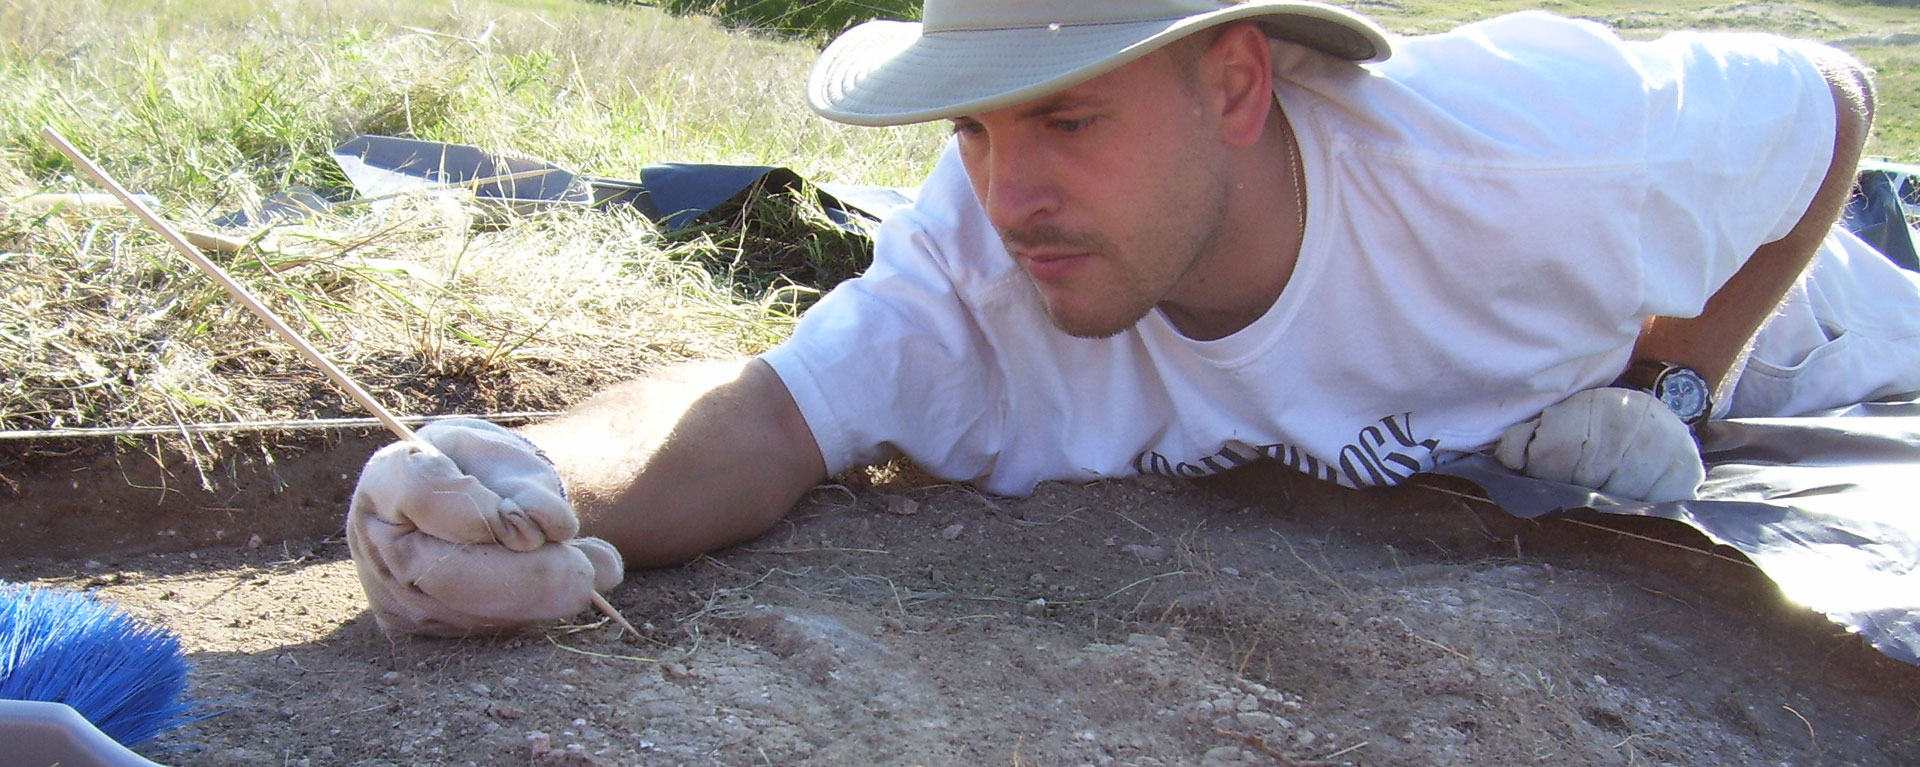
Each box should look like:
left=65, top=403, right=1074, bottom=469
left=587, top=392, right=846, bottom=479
left=344, top=0, right=1920, bottom=635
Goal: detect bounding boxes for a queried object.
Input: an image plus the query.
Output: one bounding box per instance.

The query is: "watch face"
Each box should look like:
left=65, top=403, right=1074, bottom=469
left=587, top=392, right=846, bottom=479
left=1657, top=367, right=1711, bottom=423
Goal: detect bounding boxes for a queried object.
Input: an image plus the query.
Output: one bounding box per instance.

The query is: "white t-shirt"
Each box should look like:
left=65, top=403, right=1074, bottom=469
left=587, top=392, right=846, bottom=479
left=763, top=12, right=1913, bottom=496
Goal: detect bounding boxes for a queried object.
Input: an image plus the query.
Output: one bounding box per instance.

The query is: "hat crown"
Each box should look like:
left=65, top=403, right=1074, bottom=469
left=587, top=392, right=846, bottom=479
left=812, top=0, right=1390, bottom=126
left=923, top=0, right=1229, bottom=32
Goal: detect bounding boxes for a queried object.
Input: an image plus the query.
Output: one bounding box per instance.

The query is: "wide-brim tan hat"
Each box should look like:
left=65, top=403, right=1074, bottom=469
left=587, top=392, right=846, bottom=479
left=809, top=0, right=1392, bottom=127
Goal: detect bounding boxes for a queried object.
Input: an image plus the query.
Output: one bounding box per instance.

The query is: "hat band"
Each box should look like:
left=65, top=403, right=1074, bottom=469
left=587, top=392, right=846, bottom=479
left=924, top=0, right=1228, bottom=32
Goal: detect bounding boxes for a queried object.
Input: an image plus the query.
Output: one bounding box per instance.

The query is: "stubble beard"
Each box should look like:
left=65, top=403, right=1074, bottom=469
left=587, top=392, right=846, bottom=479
left=1002, top=178, right=1227, bottom=341
left=1001, top=225, right=1149, bottom=339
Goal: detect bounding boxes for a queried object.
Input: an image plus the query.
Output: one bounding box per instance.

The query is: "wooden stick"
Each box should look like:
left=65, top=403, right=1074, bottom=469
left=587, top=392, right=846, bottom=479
left=42, top=126, right=638, bottom=638
left=41, top=126, right=418, bottom=443
left=591, top=593, right=640, bottom=637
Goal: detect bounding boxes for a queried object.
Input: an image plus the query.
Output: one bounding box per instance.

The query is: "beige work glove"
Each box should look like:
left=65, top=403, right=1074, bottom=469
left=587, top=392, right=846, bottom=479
left=1493, top=387, right=1705, bottom=503
left=346, top=418, right=623, bottom=636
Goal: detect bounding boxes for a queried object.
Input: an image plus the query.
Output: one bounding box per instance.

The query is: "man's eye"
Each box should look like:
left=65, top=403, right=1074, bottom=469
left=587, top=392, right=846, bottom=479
left=950, top=120, right=985, bottom=137
left=1051, top=117, right=1095, bottom=133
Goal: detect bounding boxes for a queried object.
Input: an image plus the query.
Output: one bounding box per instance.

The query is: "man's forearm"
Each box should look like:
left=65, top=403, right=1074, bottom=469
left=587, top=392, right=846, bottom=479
left=1632, top=48, right=1875, bottom=395
left=520, top=358, right=828, bottom=568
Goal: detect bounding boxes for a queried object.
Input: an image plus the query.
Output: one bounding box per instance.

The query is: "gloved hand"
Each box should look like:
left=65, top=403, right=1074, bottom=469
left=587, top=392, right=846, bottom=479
left=346, top=418, right=623, bottom=636
left=1493, top=387, right=1705, bottom=503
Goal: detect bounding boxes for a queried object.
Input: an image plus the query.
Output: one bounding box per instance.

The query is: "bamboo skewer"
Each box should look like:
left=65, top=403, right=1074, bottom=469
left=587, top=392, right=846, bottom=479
left=42, top=127, right=419, bottom=442
left=41, top=126, right=638, bottom=638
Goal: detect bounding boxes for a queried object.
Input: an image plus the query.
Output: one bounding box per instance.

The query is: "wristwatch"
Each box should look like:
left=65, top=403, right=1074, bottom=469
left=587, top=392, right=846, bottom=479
left=1612, top=360, right=1713, bottom=428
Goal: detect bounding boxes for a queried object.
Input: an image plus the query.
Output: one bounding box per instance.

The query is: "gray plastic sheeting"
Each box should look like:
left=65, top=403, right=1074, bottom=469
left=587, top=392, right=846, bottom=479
left=317, top=135, right=915, bottom=233
left=1432, top=397, right=1920, bottom=665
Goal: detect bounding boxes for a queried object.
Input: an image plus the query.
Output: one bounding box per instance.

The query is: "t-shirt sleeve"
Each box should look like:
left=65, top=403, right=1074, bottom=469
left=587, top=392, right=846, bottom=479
left=759, top=155, right=1006, bottom=479
left=1627, top=30, right=1839, bottom=317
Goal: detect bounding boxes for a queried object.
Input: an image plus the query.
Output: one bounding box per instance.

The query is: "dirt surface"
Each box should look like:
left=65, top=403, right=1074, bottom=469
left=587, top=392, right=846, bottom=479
left=7, top=445, right=1920, bottom=767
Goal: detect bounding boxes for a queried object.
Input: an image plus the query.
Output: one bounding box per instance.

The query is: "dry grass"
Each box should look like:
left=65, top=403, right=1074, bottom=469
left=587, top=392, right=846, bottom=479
left=0, top=0, right=940, bottom=474
left=3, top=191, right=730, bottom=429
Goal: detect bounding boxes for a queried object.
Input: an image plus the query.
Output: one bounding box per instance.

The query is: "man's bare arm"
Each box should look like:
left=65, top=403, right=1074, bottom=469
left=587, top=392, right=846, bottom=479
left=520, top=358, right=828, bottom=569
left=1632, top=48, right=1875, bottom=394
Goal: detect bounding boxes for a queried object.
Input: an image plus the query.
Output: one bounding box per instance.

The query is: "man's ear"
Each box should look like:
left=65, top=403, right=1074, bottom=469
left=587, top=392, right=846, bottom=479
left=1207, top=22, right=1276, bottom=148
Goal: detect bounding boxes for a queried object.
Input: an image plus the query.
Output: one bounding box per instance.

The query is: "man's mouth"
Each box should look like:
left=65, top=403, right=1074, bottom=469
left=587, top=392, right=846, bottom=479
left=1018, top=250, right=1092, bottom=282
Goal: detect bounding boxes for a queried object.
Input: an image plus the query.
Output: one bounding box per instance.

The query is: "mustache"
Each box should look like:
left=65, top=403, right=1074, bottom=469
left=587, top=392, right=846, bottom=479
left=999, top=224, right=1106, bottom=252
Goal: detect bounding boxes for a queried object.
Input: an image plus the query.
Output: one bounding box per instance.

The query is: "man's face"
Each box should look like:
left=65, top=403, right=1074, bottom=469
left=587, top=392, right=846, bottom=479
left=950, top=43, right=1231, bottom=339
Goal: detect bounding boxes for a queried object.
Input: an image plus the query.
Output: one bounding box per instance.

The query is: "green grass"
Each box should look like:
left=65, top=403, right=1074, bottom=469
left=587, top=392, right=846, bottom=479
left=1861, top=45, right=1920, bottom=160
left=1, top=0, right=1916, bottom=458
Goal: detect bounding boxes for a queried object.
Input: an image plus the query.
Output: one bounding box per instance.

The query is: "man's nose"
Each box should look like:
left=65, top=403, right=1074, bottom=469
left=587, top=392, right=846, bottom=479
left=981, top=142, right=1059, bottom=231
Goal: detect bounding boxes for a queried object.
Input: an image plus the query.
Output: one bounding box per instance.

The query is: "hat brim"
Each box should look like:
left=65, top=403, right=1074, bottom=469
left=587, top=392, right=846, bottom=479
left=808, top=1, right=1391, bottom=127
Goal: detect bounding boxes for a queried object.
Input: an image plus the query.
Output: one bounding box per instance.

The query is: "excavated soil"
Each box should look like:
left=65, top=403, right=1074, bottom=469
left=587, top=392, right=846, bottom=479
left=5, top=441, right=1919, bottom=766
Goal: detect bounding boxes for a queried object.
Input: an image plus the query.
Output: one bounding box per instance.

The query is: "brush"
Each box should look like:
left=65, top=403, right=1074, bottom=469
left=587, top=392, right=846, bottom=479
left=38, top=126, right=639, bottom=638
left=0, top=581, right=194, bottom=766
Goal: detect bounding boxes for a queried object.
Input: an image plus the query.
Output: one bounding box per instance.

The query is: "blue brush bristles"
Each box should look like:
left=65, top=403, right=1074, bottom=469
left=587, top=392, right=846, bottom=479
left=0, top=581, right=198, bottom=750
